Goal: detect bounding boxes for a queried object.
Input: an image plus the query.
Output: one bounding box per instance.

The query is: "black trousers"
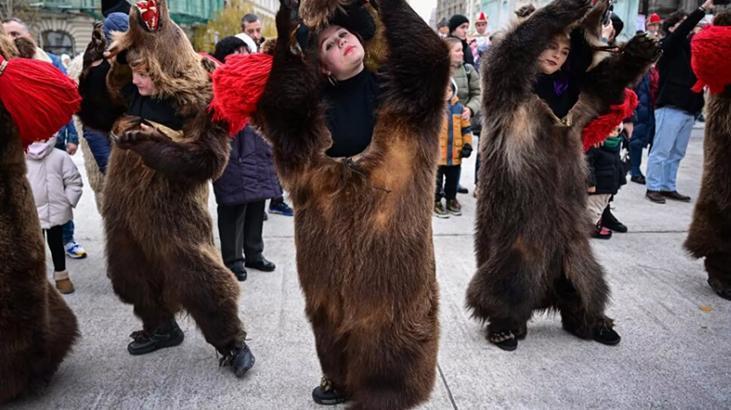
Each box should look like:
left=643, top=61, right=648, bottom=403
left=217, top=200, right=265, bottom=269
left=436, top=165, right=461, bottom=201
left=44, top=225, right=65, bottom=272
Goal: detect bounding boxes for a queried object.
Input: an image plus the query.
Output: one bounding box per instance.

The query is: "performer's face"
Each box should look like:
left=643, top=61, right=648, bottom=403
left=319, top=25, right=365, bottom=81
left=132, top=68, right=156, bottom=96
left=538, top=35, right=570, bottom=75
left=475, top=20, right=488, bottom=34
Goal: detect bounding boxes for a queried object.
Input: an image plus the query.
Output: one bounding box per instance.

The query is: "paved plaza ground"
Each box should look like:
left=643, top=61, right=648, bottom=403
left=7, top=125, right=730, bottom=409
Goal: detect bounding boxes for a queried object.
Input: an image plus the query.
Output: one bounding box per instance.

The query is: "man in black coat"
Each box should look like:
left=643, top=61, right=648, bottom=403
left=644, top=0, right=714, bottom=204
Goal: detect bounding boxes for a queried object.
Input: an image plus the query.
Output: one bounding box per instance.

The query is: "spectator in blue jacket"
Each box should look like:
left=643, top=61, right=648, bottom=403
left=629, top=70, right=656, bottom=184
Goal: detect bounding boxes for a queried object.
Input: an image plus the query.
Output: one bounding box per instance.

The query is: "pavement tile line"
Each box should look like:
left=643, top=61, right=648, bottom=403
left=437, top=363, right=459, bottom=410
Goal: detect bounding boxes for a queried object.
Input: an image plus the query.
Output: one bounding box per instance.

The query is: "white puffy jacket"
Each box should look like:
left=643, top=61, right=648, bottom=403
left=25, top=137, right=83, bottom=229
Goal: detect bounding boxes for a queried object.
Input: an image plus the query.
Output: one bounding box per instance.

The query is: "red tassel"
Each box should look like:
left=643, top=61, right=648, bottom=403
left=209, top=53, right=273, bottom=135
left=582, top=89, right=638, bottom=152
left=691, top=25, right=731, bottom=95
left=0, top=56, right=81, bottom=147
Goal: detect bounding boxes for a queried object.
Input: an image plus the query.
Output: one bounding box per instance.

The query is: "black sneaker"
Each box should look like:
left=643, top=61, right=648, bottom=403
left=593, top=323, right=621, bottom=346
left=457, top=185, right=469, bottom=194
left=312, top=377, right=348, bottom=405
left=128, top=320, right=184, bottom=355
left=661, top=190, right=691, bottom=202
left=220, top=342, right=256, bottom=378
left=601, top=207, right=627, bottom=233
left=630, top=175, right=646, bottom=185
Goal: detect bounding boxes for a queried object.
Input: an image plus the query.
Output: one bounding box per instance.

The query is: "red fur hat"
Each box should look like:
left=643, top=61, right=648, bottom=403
left=582, top=89, right=638, bottom=152
left=647, top=13, right=662, bottom=25
left=475, top=12, right=488, bottom=23
left=0, top=55, right=80, bottom=147
left=691, top=25, right=731, bottom=94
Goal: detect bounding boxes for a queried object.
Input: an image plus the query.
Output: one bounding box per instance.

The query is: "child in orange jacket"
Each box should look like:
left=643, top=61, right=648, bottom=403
left=435, top=79, right=473, bottom=218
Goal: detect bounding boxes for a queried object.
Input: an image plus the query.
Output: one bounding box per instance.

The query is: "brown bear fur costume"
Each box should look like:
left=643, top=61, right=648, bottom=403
left=466, top=0, right=660, bottom=348
left=77, top=1, right=251, bottom=370
left=0, top=33, right=79, bottom=404
left=254, top=0, right=449, bottom=407
left=684, top=13, right=731, bottom=301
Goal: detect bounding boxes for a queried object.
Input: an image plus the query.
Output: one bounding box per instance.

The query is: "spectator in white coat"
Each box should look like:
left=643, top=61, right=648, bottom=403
left=25, top=137, right=83, bottom=294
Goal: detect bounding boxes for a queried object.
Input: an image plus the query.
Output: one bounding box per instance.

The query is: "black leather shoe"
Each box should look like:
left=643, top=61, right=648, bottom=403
left=229, top=263, right=247, bottom=282
left=457, top=185, right=469, bottom=194
left=630, top=175, right=646, bottom=184
left=128, top=320, right=184, bottom=356
left=593, top=323, right=621, bottom=346
left=646, top=190, right=666, bottom=204
left=245, top=257, right=276, bottom=272
left=312, top=377, right=348, bottom=405
left=602, top=207, right=628, bottom=233
left=661, top=190, right=691, bottom=202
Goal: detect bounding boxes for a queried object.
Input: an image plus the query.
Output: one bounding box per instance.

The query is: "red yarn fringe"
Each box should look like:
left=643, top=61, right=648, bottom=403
left=210, top=53, right=273, bottom=135
left=691, top=25, right=731, bottom=95
left=0, top=55, right=81, bottom=148
left=582, top=89, right=638, bottom=152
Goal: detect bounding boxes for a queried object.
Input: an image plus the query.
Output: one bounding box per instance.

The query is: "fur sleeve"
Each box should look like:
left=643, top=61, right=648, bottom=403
left=484, top=0, right=592, bottom=112
left=377, top=0, right=450, bottom=131
left=254, top=0, right=331, bottom=180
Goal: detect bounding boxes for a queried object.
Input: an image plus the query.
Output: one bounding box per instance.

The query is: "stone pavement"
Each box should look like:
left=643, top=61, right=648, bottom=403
left=7, top=126, right=730, bottom=409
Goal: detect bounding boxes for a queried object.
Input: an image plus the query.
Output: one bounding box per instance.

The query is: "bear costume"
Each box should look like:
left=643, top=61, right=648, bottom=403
left=0, top=33, right=79, bottom=403
left=253, top=0, right=450, bottom=407
left=466, top=0, right=659, bottom=350
left=684, top=12, right=731, bottom=301
left=77, top=0, right=254, bottom=376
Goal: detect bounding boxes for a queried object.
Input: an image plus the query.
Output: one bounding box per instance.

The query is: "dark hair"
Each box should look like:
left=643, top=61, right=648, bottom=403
left=662, top=11, right=687, bottom=35
left=713, top=11, right=731, bottom=26
left=610, top=13, right=624, bottom=38
left=213, top=36, right=248, bottom=63
left=241, top=13, right=259, bottom=25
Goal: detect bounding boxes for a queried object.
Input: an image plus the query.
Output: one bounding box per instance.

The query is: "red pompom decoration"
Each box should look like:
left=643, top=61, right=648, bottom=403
left=0, top=55, right=81, bottom=148
left=691, top=25, right=731, bottom=95
left=210, top=53, right=273, bottom=135
left=582, top=88, right=638, bottom=152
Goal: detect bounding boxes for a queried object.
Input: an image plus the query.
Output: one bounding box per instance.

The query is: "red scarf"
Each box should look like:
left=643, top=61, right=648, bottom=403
left=0, top=56, right=81, bottom=147
left=691, top=25, right=731, bottom=94
left=582, top=88, right=638, bottom=152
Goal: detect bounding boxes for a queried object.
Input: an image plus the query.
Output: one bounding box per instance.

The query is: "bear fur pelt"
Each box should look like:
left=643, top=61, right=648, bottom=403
left=254, top=0, right=450, bottom=408
left=466, top=0, right=660, bottom=346
left=77, top=1, right=250, bottom=366
left=0, top=33, right=79, bottom=404
left=684, top=12, right=731, bottom=301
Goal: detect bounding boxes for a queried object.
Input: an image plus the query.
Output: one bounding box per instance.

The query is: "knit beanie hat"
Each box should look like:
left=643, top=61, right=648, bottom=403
left=103, top=12, right=129, bottom=42
left=448, top=14, right=469, bottom=33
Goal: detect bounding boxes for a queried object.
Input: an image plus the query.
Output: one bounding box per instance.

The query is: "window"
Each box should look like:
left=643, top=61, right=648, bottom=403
left=42, top=30, right=74, bottom=56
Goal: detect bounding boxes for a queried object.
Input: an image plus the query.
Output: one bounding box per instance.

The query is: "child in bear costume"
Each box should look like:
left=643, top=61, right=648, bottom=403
left=466, top=0, right=659, bottom=351
left=0, top=32, right=79, bottom=403
left=77, top=0, right=254, bottom=376
left=684, top=12, right=731, bottom=301
left=212, top=0, right=450, bottom=407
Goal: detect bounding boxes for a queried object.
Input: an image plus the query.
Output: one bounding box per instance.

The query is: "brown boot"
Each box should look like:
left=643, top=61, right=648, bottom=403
left=54, top=271, right=75, bottom=294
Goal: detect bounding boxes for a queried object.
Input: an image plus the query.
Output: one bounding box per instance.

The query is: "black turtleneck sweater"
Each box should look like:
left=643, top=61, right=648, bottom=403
left=322, top=69, right=381, bottom=158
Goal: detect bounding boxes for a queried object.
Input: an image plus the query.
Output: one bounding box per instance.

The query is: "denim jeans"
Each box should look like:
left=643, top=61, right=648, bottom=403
left=645, top=107, right=695, bottom=191
left=62, top=220, right=74, bottom=245
left=83, top=128, right=111, bottom=174
left=629, top=131, right=648, bottom=177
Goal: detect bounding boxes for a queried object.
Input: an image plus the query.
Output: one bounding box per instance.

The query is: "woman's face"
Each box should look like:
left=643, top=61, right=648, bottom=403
left=132, top=68, right=156, bottom=96
left=452, top=22, right=469, bottom=40
left=449, top=42, right=464, bottom=66
left=538, top=35, right=570, bottom=75
left=319, top=25, right=365, bottom=81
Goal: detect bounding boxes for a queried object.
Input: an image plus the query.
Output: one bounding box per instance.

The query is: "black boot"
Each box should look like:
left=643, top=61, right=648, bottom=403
left=128, top=319, right=184, bottom=355
left=220, top=342, right=255, bottom=378
left=601, top=206, right=627, bottom=233
left=312, top=377, right=348, bottom=405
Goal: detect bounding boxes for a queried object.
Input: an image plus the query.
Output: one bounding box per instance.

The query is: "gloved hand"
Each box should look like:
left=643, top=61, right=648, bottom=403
left=461, top=143, right=473, bottom=158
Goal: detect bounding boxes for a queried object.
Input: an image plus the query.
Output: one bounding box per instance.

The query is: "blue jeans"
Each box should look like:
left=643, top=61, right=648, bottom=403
left=83, top=128, right=111, bottom=174
left=62, top=220, right=74, bottom=245
left=645, top=107, right=695, bottom=191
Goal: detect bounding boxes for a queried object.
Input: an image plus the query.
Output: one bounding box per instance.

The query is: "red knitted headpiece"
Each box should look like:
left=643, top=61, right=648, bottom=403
left=691, top=25, right=731, bottom=95
left=582, top=88, right=638, bottom=152
left=209, top=53, right=273, bottom=135
left=0, top=55, right=81, bottom=147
